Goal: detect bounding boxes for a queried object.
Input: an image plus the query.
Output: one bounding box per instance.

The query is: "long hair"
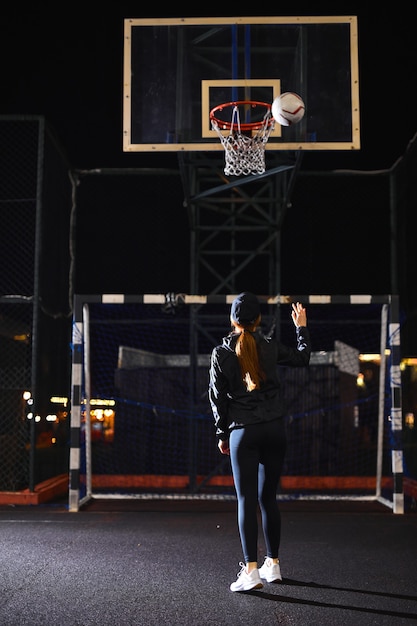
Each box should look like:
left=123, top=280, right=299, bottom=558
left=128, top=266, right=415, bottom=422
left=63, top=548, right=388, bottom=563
left=232, top=315, right=265, bottom=392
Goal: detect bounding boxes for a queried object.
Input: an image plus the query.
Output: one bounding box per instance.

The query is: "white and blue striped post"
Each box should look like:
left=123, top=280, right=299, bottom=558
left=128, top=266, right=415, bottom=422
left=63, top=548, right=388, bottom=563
left=69, top=294, right=84, bottom=512
left=389, top=295, right=404, bottom=514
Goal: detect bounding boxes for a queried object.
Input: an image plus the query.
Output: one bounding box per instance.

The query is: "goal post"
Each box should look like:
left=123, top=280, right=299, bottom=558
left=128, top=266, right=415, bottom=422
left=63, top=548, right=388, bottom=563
left=68, top=294, right=404, bottom=513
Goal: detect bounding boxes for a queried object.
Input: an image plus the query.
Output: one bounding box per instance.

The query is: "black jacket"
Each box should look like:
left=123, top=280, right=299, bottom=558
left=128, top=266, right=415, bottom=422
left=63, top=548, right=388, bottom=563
left=208, top=326, right=311, bottom=441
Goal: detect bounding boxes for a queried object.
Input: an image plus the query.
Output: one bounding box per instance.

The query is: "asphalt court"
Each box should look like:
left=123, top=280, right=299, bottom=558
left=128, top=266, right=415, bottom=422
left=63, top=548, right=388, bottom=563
left=1, top=498, right=416, bottom=625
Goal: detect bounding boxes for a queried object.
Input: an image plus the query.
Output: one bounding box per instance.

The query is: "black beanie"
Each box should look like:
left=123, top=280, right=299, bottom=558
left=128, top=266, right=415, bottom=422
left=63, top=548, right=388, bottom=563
left=230, top=292, right=260, bottom=324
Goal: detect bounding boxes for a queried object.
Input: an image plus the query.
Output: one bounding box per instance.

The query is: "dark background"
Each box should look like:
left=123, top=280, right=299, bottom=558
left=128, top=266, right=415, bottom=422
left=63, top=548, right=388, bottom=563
left=2, top=4, right=415, bottom=170
left=1, top=4, right=417, bottom=315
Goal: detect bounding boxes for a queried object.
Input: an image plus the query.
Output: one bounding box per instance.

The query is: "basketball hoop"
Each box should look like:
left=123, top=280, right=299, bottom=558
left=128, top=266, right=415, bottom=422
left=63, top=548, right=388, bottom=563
left=210, top=101, right=275, bottom=176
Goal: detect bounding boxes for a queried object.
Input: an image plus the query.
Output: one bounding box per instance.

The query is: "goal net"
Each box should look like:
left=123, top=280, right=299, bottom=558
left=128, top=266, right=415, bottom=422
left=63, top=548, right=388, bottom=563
left=68, top=294, right=404, bottom=512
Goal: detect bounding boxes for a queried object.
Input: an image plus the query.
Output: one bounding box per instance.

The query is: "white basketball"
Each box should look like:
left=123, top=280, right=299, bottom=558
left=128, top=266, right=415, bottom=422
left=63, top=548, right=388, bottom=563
left=272, top=92, right=305, bottom=126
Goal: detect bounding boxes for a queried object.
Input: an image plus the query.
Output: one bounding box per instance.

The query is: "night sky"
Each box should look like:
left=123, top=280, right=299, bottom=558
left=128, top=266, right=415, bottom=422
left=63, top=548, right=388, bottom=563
left=2, top=4, right=415, bottom=171
left=1, top=4, right=417, bottom=312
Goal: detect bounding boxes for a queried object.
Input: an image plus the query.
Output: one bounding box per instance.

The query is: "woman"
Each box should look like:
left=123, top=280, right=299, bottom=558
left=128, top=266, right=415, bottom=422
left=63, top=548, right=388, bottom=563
left=208, top=292, right=311, bottom=592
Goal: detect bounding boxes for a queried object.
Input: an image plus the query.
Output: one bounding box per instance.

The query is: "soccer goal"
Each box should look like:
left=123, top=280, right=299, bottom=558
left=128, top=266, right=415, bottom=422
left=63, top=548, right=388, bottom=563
left=68, top=294, right=404, bottom=513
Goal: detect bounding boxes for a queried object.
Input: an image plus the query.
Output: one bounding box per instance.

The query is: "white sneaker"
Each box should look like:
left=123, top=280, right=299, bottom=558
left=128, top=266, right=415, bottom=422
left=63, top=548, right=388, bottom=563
left=258, top=557, right=282, bottom=583
left=230, top=562, right=263, bottom=592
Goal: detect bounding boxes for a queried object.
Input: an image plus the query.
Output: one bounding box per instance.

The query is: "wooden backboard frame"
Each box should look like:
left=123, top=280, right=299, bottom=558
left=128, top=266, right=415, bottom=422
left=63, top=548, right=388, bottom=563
left=123, top=16, right=360, bottom=152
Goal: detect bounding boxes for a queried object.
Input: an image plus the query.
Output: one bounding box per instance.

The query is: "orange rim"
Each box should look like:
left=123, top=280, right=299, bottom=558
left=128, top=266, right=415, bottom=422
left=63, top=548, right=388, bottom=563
left=210, top=100, right=273, bottom=131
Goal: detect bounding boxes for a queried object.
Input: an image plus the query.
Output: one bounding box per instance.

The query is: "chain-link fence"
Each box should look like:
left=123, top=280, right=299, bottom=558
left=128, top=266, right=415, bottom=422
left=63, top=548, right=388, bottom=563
left=0, top=116, right=72, bottom=491
left=1, top=115, right=416, bottom=501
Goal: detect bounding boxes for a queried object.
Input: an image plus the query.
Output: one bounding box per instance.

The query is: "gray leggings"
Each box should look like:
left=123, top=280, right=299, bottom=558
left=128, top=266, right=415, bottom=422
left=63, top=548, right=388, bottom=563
left=229, top=418, right=287, bottom=563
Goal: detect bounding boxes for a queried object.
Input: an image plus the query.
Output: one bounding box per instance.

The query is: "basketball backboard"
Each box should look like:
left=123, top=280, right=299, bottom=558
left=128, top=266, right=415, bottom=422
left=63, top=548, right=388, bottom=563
left=123, top=16, right=359, bottom=152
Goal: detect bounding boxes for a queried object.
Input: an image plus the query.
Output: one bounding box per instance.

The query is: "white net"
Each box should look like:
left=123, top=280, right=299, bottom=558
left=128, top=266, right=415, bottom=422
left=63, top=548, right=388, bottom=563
left=211, top=104, right=275, bottom=176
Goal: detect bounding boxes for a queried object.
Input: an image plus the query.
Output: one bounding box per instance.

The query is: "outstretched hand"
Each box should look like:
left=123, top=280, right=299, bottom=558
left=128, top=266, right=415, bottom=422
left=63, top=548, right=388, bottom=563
left=291, top=302, right=307, bottom=328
